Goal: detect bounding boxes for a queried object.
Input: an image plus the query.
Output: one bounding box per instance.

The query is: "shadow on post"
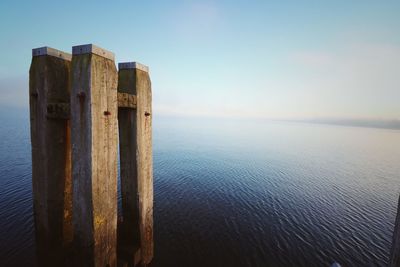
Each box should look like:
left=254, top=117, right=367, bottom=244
left=29, top=44, right=153, bottom=267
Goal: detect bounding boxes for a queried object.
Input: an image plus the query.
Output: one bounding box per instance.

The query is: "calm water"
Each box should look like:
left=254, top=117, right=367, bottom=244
left=1, top=111, right=399, bottom=266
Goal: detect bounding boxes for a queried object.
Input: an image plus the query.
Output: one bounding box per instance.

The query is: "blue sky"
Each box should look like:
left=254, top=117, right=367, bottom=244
left=0, top=0, right=399, bottom=120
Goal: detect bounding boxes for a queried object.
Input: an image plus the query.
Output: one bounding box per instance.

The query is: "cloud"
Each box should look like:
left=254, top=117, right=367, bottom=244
left=169, top=1, right=222, bottom=40
left=153, top=40, right=400, bottom=121
left=292, top=51, right=333, bottom=68
left=287, top=42, right=400, bottom=119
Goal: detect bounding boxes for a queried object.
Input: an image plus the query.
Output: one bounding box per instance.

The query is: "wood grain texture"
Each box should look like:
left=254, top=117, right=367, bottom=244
left=118, top=69, right=140, bottom=256
left=118, top=68, right=153, bottom=265
left=71, top=53, right=118, bottom=267
left=29, top=54, right=72, bottom=266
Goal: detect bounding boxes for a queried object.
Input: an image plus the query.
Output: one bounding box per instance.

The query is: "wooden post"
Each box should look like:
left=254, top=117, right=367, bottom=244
left=29, top=47, right=73, bottom=266
left=71, top=44, right=118, bottom=267
left=390, top=196, right=400, bottom=266
left=117, top=62, right=153, bottom=265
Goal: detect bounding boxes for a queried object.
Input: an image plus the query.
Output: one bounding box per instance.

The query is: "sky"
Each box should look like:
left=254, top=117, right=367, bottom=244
left=0, top=0, right=399, bottom=121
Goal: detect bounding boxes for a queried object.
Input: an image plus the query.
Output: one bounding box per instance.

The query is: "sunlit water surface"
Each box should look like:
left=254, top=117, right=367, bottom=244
left=1, top=112, right=399, bottom=266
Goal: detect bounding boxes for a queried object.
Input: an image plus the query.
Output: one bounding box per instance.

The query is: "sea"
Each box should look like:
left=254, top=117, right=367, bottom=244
left=0, top=110, right=399, bottom=266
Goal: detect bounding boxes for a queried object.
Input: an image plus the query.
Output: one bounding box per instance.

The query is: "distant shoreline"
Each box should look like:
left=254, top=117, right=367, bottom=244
left=284, top=118, right=400, bottom=131
left=1, top=105, right=399, bottom=131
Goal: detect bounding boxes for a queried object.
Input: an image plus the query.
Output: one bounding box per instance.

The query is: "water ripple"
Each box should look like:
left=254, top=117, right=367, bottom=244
left=2, top=117, right=400, bottom=266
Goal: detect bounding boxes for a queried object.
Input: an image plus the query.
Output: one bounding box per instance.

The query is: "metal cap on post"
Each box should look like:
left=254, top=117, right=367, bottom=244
left=29, top=46, right=72, bottom=266
left=72, top=44, right=115, bottom=61
left=71, top=44, right=118, bottom=267
left=32, top=46, right=72, bottom=60
left=118, top=62, right=149, bottom=73
left=30, top=44, right=154, bottom=267
left=117, top=60, right=153, bottom=266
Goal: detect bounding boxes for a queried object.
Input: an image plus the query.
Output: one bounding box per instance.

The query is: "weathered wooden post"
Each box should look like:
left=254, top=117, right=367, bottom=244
left=117, top=62, right=153, bottom=266
left=29, top=47, right=73, bottom=266
left=71, top=44, right=118, bottom=267
left=390, top=197, right=400, bottom=266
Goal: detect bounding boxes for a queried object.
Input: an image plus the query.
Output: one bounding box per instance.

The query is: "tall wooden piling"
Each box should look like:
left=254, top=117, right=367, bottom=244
left=71, top=44, right=118, bottom=267
left=118, top=62, right=153, bottom=265
left=29, top=47, right=73, bottom=266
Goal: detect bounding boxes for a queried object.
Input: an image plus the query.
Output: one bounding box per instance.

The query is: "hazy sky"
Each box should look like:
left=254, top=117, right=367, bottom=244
left=0, top=0, right=399, bottom=120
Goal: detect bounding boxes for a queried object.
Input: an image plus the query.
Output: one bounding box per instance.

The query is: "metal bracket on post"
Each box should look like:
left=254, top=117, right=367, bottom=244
left=30, top=44, right=154, bottom=267
left=46, top=103, right=70, bottom=119
left=117, top=61, right=153, bottom=266
left=118, top=92, right=137, bottom=109
left=29, top=46, right=72, bottom=267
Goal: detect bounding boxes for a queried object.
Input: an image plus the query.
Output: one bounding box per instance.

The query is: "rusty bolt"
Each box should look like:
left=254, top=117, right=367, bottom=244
left=104, top=111, right=111, bottom=116
left=145, top=112, right=151, bottom=117
left=77, top=92, right=86, bottom=99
